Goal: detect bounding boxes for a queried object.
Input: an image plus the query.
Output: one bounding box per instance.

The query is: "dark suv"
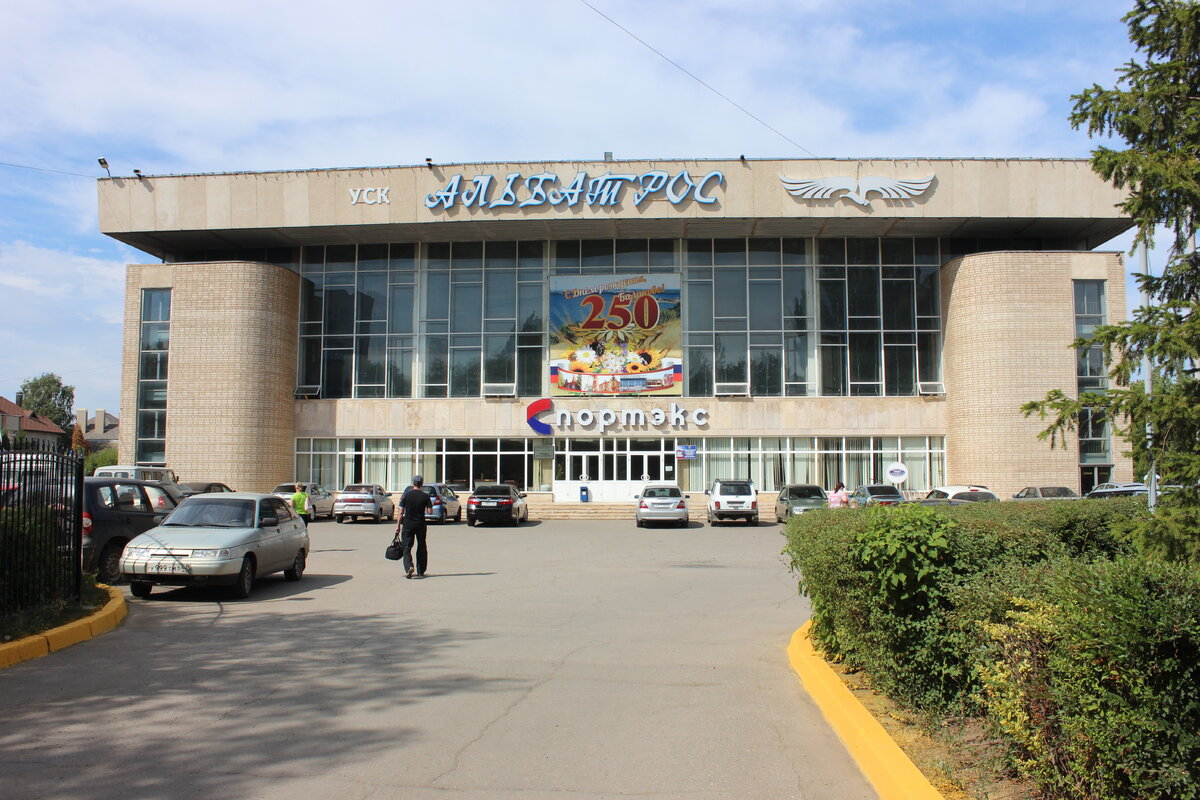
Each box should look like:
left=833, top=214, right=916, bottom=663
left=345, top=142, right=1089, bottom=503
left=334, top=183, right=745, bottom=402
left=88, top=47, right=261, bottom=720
left=82, top=477, right=177, bottom=583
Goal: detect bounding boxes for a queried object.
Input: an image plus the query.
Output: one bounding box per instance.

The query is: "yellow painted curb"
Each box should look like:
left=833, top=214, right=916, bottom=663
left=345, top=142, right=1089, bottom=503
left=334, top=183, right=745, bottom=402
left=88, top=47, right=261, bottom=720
left=0, top=585, right=127, bottom=669
left=788, top=621, right=945, bottom=800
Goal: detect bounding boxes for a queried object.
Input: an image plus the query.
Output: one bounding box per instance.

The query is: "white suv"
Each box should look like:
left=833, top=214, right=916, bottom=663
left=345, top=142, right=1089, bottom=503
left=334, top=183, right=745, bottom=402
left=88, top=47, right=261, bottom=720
left=705, top=479, right=758, bottom=525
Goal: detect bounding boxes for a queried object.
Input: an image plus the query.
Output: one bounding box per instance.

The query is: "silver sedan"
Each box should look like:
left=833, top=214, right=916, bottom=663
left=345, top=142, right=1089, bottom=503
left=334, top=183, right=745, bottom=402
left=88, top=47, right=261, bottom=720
left=635, top=483, right=690, bottom=528
left=119, top=493, right=309, bottom=599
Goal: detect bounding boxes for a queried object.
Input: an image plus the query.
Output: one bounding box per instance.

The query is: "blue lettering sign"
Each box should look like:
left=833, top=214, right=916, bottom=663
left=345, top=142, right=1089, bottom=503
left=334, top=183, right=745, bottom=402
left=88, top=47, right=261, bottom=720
left=425, top=169, right=724, bottom=211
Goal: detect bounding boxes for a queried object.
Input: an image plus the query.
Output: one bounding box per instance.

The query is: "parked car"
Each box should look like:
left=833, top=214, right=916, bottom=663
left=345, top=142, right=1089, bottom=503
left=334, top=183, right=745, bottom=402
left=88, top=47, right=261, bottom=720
left=924, top=485, right=999, bottom=503
left=119, top=493, right=308, bottom=599
left=1086, top=482, right=1147, bottom=499
left=270, top=482, right=335, bottom=521
left=92, top=465, right=187, bottom=502
left=774, top=484, right=828, bottom=522
left=333, top=484, right=395, bottom=523
left=180, top=481, right=236, bottom=497
left=414, top=482, right=461, bottom=524
left=466, top=483, right=528, bottom=526
left=1012, top=486, right=1079, bottom=500
left=705, top=479, right=758, bottom=524
left=634, top=482, right=689, bottom=528
left=848, top=484, right=905, bottom=507
left=79, top=477, right=178, bottom=584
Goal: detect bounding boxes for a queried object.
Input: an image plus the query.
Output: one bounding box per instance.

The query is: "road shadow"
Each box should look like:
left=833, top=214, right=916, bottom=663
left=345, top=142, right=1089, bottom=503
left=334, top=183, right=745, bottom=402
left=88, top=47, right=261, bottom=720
left=137, top=573, right=353, bottom=603
left=0, top=602, right=518, bottom=800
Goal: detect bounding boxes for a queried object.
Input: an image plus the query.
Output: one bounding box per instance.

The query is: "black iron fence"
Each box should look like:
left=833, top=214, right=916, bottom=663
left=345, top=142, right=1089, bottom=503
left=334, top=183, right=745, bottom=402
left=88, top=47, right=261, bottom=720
left=0, top=441, right=84, bottom=616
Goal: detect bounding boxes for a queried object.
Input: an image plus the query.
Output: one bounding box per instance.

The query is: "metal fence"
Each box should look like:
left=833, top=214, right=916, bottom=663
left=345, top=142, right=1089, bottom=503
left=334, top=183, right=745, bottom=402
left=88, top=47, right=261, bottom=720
left=0, top=441, right=84, bottom=616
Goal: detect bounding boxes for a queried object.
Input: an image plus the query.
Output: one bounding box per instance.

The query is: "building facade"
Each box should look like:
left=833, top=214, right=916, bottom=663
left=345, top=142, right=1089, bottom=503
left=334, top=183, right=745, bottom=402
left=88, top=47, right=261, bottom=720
left=99, top=158, right=1133, bottom=500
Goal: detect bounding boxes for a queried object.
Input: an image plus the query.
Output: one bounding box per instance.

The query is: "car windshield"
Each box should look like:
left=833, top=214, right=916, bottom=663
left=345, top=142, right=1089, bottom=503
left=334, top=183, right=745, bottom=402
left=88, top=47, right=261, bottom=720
left=867, top=486, right=903, bottom=496
left=474, top=485, right=511, bottom=497
left=272, top=484, right=298, bottom=494
left=719, top=483, right=752, bottom=495
left=1040, top=487, right=1076, bottom=497
left=163, top=498, right=256, bottom=527
left=790, top=486, right=824, bottom=499
left=643, top=487, right=682, bottom=498
left=952, top=491, right=998, bottom=502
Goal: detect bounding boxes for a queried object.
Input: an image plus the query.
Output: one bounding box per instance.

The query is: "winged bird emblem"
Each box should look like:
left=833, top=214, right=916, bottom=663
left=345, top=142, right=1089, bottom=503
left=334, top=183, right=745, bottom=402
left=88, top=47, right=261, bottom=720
left=779, top=174, right=936, bottom=207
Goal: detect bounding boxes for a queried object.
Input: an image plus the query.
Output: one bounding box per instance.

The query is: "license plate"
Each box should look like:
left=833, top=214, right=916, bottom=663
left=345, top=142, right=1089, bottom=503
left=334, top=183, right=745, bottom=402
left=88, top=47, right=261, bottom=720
left=482, top=501, right=497, bottom=506
left=727, top=502, right=744, bottom=507
left=149, top=561, right=190, bottom=575
left=653, top=503, right=672, bottom=509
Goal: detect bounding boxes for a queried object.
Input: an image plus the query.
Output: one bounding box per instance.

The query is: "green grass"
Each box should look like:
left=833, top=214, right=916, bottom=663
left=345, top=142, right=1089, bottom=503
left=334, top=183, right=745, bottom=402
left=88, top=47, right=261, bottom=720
left=0, top=578, right=109, bottom=643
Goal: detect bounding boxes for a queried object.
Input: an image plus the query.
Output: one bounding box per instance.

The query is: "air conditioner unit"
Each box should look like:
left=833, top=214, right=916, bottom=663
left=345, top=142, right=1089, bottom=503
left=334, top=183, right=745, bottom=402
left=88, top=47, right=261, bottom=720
left=482, top=383, right=517, bottom=397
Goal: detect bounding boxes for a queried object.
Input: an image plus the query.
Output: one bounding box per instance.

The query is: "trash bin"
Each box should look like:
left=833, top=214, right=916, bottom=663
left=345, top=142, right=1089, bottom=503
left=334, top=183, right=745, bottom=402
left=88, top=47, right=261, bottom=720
left=580, top=485, right=590, bottom=503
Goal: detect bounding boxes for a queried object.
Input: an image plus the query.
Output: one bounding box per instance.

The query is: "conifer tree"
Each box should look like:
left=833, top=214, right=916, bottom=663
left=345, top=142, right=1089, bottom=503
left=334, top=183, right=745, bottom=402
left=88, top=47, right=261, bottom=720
left=1024, top=0, right=1200, bottom=559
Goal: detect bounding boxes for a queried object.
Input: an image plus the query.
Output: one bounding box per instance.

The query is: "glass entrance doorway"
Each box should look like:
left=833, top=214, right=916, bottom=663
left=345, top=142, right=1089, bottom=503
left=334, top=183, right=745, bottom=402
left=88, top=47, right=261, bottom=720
left=553, top=437, right=675, bottom=502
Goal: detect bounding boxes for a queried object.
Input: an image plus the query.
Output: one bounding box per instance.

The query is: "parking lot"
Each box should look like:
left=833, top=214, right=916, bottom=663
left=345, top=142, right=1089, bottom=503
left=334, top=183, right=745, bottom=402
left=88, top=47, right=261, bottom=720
left=0, top=516, right=875, bottom=800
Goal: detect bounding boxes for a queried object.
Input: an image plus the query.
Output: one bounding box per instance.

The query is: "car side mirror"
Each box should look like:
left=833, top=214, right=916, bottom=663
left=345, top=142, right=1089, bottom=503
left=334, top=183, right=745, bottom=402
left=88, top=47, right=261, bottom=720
left=261, top=516, right=278, bottom=527
left=152, top=514, right=166, bottom=524
left=519, top=492, right=527, bottom=498
left=1012, top=493, right=1019, bottom=498
left=704, top=490, right=710, bottom=495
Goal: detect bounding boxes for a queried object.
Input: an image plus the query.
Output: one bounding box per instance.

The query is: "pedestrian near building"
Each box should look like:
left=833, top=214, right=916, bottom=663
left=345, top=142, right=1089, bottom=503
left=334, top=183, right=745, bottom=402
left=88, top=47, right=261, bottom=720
left=291, top=483, right=311, bottom=520
left=828, top=482, right=848, bottom=508
left=397, top=475, right=433, bottom=578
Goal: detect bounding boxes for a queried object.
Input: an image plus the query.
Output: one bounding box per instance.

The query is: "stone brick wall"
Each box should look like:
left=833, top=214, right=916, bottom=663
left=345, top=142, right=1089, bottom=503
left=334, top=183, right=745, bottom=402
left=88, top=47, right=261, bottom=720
left=942, top=250, right=1132, bottom=497
left=120, top=261, right=299, bottom=491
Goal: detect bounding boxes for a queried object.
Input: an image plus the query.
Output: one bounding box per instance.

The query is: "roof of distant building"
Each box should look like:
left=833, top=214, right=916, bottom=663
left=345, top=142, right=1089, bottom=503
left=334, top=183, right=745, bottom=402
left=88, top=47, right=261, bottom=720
left=0, top=396, right=67, bottom=435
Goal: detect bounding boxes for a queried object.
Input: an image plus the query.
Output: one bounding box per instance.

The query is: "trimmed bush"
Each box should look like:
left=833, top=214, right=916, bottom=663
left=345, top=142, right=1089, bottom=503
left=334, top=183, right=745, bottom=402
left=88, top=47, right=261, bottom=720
left=979, top=557, right=1200, bottom=799
left=784, top=499, right=1145, bottom=712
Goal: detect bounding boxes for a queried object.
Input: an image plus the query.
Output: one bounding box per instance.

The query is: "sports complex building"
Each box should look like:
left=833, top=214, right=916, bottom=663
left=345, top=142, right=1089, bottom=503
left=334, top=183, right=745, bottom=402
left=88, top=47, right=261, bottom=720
left=98, top=157, right=1134, bottom=502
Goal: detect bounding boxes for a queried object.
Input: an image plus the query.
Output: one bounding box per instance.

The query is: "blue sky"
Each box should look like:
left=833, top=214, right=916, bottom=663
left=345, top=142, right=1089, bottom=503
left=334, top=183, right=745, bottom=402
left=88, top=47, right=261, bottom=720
left=0, top=0, right=1157, bottom=416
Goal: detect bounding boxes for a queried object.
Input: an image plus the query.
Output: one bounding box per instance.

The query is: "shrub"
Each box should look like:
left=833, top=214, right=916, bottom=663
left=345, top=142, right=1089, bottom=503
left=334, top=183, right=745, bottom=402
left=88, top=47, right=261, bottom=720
left=979, top=557, right=1200, bottom=799
left=84, top=447, right=118, bottom=476
left=784, top=499, right=1144, bottom=713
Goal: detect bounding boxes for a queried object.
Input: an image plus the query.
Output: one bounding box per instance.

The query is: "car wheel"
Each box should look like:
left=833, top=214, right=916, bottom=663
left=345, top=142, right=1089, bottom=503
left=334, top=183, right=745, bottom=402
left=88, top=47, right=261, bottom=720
left=389, top=507, right=395, bottom=521
left=97, top=541, right=126, bottom=585
left=306, top=510, right=315, bottom=524
left=335, top=515, right=345, bottom=524
left=636, top=517, right=644, bottom=528
left=230, top=557, right=255, bottom=599
left=372, top=513, right=381, bottom=524
left=455, top=507, right=462, bottom=523
left=130, top=581, right=152, bottom=599
left=284, top=550, right=306, bottom=581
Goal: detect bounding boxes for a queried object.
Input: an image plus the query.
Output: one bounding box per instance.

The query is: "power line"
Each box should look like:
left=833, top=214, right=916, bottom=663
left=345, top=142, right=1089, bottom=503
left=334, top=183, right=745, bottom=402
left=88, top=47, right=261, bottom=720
left=576, top=0, right=820, bottom=159
left=0, top=160, right=97, bottom=179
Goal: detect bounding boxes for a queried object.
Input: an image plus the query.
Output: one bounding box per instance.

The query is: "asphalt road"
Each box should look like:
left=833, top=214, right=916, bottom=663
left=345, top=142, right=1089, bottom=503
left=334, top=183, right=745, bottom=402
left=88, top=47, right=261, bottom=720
left=0, top=517, right=875, bottom=800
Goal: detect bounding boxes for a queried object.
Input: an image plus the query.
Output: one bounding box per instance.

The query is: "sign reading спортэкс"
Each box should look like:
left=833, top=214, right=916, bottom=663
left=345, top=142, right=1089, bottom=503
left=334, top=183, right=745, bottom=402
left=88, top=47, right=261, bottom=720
left=423, top=169, right=725, bottom=210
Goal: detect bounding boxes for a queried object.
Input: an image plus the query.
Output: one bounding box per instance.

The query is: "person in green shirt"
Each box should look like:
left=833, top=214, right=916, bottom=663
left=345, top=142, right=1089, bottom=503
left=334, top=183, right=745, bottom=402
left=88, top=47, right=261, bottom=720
left=291, top=484, right=311, bottom=521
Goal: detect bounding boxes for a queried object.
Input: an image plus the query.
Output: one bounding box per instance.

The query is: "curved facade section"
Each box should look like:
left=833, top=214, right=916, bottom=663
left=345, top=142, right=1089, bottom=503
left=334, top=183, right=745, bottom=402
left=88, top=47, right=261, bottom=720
left=122, top=261, right=299, bottom=492
left=941, top=251, right=1130, bottom=496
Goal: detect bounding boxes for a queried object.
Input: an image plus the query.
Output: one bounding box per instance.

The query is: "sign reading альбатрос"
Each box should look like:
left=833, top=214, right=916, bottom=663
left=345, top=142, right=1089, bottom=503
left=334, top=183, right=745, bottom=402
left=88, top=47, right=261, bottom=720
left=549, top=275, right=682, bottom=397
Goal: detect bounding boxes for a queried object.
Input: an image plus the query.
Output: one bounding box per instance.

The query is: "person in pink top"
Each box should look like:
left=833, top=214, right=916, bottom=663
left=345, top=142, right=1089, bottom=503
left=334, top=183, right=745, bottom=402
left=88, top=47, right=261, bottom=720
left=828, top=482, right=849, bottom=508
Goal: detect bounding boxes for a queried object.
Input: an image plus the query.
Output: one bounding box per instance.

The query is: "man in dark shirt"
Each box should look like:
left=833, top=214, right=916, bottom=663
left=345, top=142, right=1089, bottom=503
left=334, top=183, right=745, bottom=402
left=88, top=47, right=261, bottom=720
left=397, top=475, right=434, bottom=579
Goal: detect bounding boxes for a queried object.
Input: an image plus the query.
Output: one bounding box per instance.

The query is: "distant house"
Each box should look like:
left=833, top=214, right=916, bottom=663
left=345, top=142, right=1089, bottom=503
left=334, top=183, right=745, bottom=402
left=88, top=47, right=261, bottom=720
left=0, top=395, right=66, bottom=446
left=75, top=409, right=120, bottom=450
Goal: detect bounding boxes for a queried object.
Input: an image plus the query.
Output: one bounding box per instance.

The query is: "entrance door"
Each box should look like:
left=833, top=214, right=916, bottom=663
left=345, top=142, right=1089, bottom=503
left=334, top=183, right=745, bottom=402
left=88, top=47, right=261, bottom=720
left=629, top=453, right=662, bottom=483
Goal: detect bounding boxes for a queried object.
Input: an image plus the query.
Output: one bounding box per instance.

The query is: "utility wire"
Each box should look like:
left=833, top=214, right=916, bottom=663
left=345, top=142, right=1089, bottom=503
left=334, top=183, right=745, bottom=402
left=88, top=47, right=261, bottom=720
left=0, top=160, right=97, bottom=179
left=576, top=0, right=820, bottom=159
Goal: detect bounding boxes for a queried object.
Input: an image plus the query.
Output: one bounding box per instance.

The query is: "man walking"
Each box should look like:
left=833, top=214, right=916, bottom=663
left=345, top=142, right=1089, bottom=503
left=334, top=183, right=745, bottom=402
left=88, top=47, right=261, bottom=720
left=397, top=475, right=433, bottom=579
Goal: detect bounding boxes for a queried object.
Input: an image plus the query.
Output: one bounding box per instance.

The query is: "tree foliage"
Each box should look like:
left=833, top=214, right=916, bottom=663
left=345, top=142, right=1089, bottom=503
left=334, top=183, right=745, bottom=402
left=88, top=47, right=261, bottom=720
left=18, top=372, right=75, bottom=432
left=1024, top=1, right=1200, bottom=559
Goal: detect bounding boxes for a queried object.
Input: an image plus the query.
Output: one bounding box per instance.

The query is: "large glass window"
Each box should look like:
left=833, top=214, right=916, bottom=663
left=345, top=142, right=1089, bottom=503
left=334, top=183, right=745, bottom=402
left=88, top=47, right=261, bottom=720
left=137, top=289, right=171, bottom=465
left=299, top=236, right=950, bottom=399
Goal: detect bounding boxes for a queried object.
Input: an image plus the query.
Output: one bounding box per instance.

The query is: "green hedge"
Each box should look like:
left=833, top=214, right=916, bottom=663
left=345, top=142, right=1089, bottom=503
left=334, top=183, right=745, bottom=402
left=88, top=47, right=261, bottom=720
left=783, top=498, right=1200, bottom=798
left=980, top=557, right=1200, bottom=799
left=784, top=499, right=1145, bottom=712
